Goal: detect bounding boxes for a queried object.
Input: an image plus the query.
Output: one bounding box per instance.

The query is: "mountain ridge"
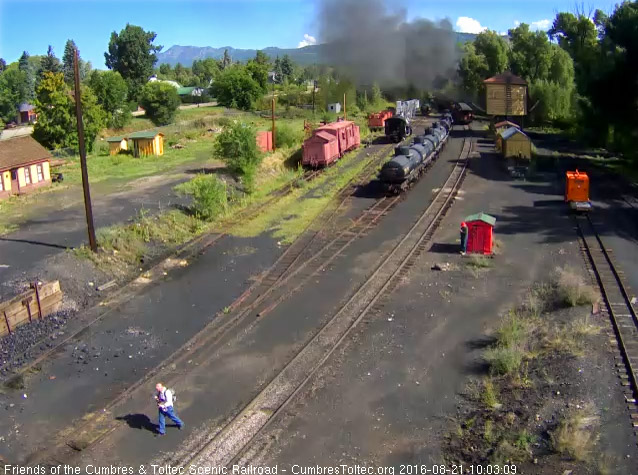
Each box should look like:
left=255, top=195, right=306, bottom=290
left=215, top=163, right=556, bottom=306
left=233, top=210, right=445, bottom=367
left=156, top=32, right=478, bottom=67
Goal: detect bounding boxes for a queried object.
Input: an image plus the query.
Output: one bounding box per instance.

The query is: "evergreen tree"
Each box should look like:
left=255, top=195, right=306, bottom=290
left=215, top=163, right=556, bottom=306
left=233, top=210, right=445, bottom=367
left=62, top=40, right=79, bottom=84
left=221, top=49, right=232, bottom=70
left=280, top=55, right=293, bottom=82
left=18, top=51, right=35, bottom=100
left=39, top=45, right=61, bottom=79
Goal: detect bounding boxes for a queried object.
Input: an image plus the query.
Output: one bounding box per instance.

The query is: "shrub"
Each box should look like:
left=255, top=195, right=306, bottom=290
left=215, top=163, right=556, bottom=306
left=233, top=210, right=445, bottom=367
left=211, top=66, right=262, bottom=111
left=484, top=346, right=523, bottom=375
left=481, top=378, right=500, bottom=409
left=550, top=404, right=599, bottom=461
left=214, top=121, right=262, bottom=192
left=139, top=81, right=181, bottom=126
left=554, top=266, right=598, bottom=307
left=275, top=124, right=304, bottom=149
left=175, top=174, right=228, bottom=221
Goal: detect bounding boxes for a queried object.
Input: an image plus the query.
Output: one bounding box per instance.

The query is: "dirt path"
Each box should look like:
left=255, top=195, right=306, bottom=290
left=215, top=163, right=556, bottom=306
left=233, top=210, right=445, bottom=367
left=0, top=157, right=222, bottom=298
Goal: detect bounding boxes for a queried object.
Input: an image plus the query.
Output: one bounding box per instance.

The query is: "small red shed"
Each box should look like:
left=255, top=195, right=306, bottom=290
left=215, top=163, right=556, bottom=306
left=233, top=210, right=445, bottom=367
left=465, top=212, right=496, bottom=255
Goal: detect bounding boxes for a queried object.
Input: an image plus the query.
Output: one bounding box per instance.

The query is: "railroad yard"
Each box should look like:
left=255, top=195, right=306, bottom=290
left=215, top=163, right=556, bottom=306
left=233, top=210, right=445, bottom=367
left=3, top=1, right=638, bottom=472
left=1, top=112, right=637, bottom=474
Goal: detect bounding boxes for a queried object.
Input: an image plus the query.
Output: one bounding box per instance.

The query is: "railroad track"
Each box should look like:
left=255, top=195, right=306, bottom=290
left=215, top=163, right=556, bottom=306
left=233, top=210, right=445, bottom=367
left=575, top=214, right=638, bottom=423
left=167, top=126, right=472, bottom=468
left=27, top=130, right=424, bottom=466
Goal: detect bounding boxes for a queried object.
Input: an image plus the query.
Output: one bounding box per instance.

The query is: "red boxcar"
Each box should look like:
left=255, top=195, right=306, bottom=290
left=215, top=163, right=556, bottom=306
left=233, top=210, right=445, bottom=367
left=367, top=110, right=393, bottom=130
left=302, top=120, right=360, bottom=167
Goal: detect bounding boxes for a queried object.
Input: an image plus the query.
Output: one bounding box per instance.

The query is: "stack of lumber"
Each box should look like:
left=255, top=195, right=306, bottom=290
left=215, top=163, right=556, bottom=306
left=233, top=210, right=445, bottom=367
left=0, top=281, right=63, bottom=337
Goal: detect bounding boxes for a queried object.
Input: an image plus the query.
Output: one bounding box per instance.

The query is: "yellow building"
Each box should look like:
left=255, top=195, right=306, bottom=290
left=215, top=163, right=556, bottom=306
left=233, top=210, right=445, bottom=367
left=106, top=136, right=129, bottom=155
left=484, top=72, right=528, bottom=117
left=128, top=131, right=164, bottom=157
left=499, top=127, right=532, bottom=159
left=0, top=136, right=52, bottom=199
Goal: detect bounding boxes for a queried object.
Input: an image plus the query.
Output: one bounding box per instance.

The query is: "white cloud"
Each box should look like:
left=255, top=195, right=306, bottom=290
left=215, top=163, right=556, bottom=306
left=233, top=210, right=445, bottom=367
left=514, top=20, right=521, bottom=27
left=297, top=34, right=317, bottom=48
left=455, top=16, right=487, bottom=34
left=530, top=19, right=552, bottom=31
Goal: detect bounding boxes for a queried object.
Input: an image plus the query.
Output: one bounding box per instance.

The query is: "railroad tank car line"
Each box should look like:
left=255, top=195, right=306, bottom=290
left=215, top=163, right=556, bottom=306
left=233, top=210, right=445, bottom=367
left=23, top=136, right=415, bottom=467
left=174, top=127, right=473, bottom=468
left=575, top=215, right=638, bottom=435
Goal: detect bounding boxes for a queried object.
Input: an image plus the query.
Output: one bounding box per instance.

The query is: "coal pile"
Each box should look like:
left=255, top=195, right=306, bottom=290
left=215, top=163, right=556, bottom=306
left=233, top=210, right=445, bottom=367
left=0, top=311, right=72, bottom=379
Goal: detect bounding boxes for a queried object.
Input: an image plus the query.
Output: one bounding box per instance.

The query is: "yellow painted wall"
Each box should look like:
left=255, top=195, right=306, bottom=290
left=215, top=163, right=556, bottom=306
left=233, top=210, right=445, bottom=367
left=30, top=165, right=38, bottom=182
left=17, top=167, right=25, bottom=187
left=133, top=136, right=163, bottom=157
left=486, top=84, right=527, bottom=116
left=1, top=171, right=10, bottom=192
left=503, top=135, right=532, bottom=159
left=43, top=161, right=50, bottom=180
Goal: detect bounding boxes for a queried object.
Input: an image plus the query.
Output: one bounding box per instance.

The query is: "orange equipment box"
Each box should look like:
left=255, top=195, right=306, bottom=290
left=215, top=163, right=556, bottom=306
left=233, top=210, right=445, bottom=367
left=565, top=170, right=589, bottom=203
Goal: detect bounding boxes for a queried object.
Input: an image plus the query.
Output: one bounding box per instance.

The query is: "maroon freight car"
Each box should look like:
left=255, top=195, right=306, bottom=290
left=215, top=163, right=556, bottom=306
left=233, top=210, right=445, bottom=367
left=302, top=120, right=361, bottom=167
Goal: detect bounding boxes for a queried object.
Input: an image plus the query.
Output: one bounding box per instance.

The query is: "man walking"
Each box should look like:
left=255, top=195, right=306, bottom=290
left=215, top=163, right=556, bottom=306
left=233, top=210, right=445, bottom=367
left=460, top=221, right=468, bottom=255
left=155, top=382, right=184, bottom=435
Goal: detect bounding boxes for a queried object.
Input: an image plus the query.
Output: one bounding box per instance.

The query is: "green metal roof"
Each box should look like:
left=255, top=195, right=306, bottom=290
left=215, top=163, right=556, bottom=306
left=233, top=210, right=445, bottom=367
left=177, top=86, right=197, bottom=95
left=106, top=136, right=126, bottom=142
left=128, top=130, right=163, bottom=139
left=465, top=212, right=496, bottom=226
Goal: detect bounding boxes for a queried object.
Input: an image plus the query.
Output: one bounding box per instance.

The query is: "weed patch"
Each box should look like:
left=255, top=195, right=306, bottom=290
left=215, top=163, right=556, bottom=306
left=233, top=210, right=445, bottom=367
left=554, top=266, right=598, bottom=307
left=175, top=174, right=229, bottom=221
left=550, top=404, right=599, bottom=461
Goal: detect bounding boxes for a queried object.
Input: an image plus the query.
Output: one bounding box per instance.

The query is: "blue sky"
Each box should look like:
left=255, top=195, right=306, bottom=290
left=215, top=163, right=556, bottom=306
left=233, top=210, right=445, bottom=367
left=0, top=0, right=620, bottom=67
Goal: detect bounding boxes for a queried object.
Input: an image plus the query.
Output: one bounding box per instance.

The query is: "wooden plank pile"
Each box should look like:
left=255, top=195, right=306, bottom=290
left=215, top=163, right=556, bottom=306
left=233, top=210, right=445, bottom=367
left=0, top=281, right=63, bottom=337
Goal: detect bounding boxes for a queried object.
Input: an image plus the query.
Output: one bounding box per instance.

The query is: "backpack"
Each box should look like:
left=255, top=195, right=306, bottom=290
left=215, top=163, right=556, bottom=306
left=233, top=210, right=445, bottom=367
left=167, top=388, right=177, bottom=402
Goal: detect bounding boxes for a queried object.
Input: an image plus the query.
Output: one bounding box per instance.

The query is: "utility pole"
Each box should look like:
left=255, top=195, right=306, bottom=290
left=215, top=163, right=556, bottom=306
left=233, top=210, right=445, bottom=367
left=73, top=48, right=97, bottom=252
left=271, top=97, right=276, bottom=152
left=312, top=80, right=316, bottom=115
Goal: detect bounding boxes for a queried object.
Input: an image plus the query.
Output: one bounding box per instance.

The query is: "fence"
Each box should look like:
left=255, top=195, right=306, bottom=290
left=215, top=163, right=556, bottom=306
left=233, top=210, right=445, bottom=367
left=0, top=281, right=63, bottom=337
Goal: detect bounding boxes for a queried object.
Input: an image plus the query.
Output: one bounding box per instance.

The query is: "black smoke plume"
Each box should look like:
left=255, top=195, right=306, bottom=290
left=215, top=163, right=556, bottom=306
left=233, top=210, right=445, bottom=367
left=318, top=0, right=458, bottom=90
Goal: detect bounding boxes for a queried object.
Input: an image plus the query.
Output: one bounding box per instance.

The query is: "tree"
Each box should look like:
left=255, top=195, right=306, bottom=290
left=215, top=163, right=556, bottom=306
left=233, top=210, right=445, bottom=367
left=213, top=121, right=261, bottom=192
left=280, top=55, right=294, bottom=82
left=39, top=45, right=61, bottom=79
left=19, top=51, right=35, bottom=100
left=139, top=81, right=180, bottom=126
left=508, top=23, right=553, bottom=82
left=33, top=72, right=106, bottom=151
left=211, top=66, right=262, bottom=110
left=221, top=49, right=232, bottom=70
left=273, top=56, right=282, bottom=83
left=246, top=60, right=268, bottom=91
left=0, top=69, right=28, bottom=122
left=192, top=58, right=219, bottom=86
left=370, top=82, right=383, bottom=106
left=159, top=63, right=172, bottom=76
left=473, top=30, right=509, bottom=77
left=62, top=40, right=78, bottom=84
left=88, top=70, right=130, bottom=128
left=457, top=42, right=488, bottom=98
left=0, top=58, right=6, bottom=73
left=105, top=24, right=162, bottom=101
left=254, top=50, right=269, bottom=66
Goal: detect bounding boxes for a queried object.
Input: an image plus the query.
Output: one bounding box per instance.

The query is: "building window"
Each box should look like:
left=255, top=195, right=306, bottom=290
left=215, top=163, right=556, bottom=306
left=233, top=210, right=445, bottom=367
left=37, top=164, right=44, bottom=182
left=24, top=167, right=31, bottom=185
left=0, top=178, right=3, bottom=191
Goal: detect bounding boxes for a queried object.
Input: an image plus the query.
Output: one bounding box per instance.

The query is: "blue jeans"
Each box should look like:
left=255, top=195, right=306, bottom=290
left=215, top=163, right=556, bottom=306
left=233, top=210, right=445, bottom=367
left=158, top=406, right=183, bottom=434
left=461, top=232, right=468, bottom=252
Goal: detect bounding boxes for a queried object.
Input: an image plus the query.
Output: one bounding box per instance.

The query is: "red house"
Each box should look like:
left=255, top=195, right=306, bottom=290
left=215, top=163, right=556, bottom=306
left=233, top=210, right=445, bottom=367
left=465, top=213, right=496, bottom=255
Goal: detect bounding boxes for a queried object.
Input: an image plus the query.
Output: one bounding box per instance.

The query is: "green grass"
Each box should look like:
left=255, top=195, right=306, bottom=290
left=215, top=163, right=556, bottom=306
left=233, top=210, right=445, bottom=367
left=231, top=145, right=388, bottom=244
left=55, top=136, right=217, bottom=187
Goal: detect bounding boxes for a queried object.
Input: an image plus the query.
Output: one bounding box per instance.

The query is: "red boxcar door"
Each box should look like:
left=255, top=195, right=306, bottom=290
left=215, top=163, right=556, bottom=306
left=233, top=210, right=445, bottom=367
left=474, top=224, right=485, bottom=254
